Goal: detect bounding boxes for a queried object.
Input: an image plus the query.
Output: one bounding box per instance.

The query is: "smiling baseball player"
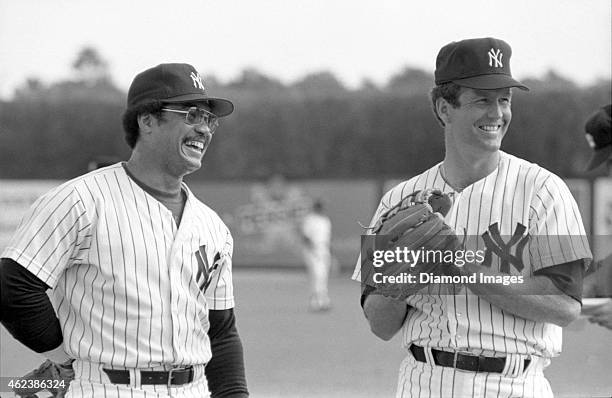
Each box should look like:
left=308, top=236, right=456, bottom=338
left=0, top=63, right=248, bottom=398
left=354, top=38, right=592, bottom=398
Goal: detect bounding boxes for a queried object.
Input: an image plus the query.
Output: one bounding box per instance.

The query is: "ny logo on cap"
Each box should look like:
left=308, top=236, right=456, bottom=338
left=190, top=71, right=206, bottom=90
left=488, top=48, right=503, bottom=68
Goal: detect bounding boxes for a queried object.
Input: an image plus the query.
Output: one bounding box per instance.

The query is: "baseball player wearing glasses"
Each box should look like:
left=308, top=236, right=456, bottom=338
left=0, top=63, right=248, bottom=398
left=353, top=38, right=592, bottom=397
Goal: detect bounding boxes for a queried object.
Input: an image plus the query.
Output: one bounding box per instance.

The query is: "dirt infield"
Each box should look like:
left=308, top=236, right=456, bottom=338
left=1, top=269, right=611, bottom=397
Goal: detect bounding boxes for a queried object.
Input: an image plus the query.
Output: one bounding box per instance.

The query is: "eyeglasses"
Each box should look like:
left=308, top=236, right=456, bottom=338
left=161, top=107, right=219, bottom=132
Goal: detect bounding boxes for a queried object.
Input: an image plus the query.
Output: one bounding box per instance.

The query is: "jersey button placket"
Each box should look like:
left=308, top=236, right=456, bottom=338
left=455, top=311, right=469, bottom=347
left=167, top=242, right=184, bottom=359
left=444, top=297, right=459, bottom=346
left=451, top=296, right=469, bottom=347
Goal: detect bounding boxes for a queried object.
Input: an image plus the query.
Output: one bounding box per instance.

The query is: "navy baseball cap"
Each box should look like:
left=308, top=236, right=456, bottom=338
left=584, top=104, right=612, bottom=171
left=434, top=37, right=529, bottom=91
left=127, top=63, right=234, bottom=116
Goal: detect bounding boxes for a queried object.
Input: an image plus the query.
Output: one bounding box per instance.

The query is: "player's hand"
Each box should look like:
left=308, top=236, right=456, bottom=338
left=12, top=359, right=74, bottom=397
left=361, top=189, right=460, bottom=301
left=301, top=235, right=314, bottom=249
left=587, top=300, right=612, bottom=330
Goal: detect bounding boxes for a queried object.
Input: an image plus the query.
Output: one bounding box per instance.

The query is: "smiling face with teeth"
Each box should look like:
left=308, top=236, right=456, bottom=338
left=149, top=103, right=215, bottom=177
left=444, top=87, right=513, bottom=155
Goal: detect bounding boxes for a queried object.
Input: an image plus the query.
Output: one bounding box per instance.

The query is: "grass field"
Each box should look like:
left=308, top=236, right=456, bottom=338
left=1, top=269, right=611, bottom=398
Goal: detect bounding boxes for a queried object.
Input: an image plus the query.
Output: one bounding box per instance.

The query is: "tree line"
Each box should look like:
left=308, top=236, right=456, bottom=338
left=0, top=47, right=610, bottom=181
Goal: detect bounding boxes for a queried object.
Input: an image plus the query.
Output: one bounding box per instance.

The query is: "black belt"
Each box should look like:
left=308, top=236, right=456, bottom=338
left=410, top=345, right=530, bottom=374
left=103, top=366, right=194, bottom=386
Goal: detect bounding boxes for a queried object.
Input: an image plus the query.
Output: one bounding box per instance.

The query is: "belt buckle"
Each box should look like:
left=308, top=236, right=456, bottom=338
left=453, top=350, right=475, bottom=370
left=167, top=366, right=186, bottom=388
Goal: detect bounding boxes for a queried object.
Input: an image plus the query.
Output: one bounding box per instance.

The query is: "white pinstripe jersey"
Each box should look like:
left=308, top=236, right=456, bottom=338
left=353, top=151, right=592, bottom=358
left=2, top=163, right=235, bottom=368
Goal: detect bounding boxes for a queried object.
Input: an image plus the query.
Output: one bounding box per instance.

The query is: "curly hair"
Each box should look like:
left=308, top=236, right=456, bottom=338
left=121, top=101, right=165, bottom=148
left=429, top=82, right=464, bottom=127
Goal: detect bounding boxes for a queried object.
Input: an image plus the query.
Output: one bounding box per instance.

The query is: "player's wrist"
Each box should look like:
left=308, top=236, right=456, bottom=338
left=58, top=359, right=75, bottom=369
left=42, top=345, right=71, bottom=364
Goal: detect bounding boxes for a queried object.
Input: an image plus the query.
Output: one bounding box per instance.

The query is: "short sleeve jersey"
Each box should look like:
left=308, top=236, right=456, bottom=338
left=2, top=163, right=235, bottom=368
left=352, top=152, right=592, bottom=357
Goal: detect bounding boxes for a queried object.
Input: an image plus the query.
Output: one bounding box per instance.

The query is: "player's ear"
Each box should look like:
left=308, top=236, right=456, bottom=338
left=137, top=113, right=154, bottom=134
left=436, top=98, right=452, bottom=126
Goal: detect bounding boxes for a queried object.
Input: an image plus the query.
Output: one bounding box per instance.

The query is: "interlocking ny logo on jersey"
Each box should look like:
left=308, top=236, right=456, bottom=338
left=195, top=245, right=221, bottom=293
left=488, top=48, right=503, bottom=68
left=481, top=223, right=529, bottom=273
left=190, top=72, right=205, bottom=90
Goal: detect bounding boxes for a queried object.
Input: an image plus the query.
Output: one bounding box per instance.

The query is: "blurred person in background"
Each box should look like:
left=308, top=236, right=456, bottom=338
left=582, top=104, right=612, bottom=330
left=300, top=199, right=332, bottom=311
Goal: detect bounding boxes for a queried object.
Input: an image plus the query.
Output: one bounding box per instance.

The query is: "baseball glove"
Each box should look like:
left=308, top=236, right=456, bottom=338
left=361, top=189, right=462, bottom=300
left=12, top=359, right=74, bottom=398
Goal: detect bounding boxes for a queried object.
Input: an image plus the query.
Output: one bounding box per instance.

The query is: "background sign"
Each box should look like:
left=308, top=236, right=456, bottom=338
left=0, top=177, right=601, bottom=267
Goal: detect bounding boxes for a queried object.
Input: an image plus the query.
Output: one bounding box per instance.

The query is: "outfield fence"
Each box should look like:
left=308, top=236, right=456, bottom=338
left=1, top=177, right=610, bottom=267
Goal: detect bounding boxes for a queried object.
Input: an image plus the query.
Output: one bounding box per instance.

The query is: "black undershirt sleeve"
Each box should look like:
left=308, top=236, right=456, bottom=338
left=0, top=257, right=63, bottom=352
left=206, top=308, right=249, bottom=398
left=533, top=259, right=585, bottom=303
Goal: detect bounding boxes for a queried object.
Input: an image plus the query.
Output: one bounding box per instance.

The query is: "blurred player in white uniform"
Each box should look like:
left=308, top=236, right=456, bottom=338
left=301, top=199, right=332, bottom=311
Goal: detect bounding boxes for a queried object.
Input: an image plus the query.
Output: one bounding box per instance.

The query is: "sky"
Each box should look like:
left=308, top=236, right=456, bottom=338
left=0, top=0, right=610, bottom=99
